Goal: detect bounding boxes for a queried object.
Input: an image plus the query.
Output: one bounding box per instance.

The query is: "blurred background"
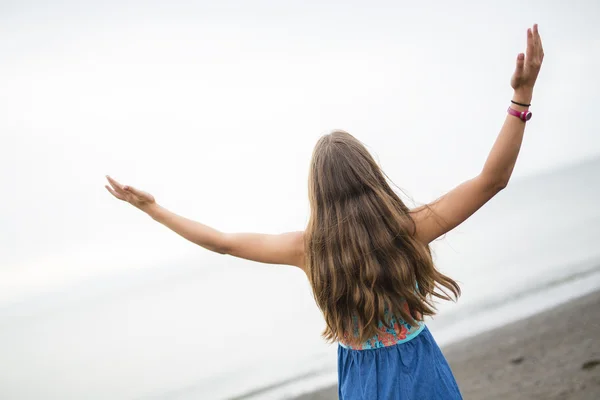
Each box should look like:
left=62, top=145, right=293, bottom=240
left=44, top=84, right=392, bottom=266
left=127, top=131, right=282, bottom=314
left=1, top=0, right=599, bottom=399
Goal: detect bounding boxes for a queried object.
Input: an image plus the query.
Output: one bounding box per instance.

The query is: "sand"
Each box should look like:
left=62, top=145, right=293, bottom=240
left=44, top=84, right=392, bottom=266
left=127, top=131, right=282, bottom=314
left=291, top=290, right=600, bottom=400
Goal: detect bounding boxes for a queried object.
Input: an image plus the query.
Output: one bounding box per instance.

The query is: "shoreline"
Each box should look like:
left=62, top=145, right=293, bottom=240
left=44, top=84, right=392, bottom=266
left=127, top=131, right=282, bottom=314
left=290, top=289, right=600, bottom=400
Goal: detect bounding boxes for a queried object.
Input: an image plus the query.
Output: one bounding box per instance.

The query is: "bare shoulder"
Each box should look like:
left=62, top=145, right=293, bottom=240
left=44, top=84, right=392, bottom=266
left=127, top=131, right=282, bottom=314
left=288, top=230, right=307, bottom=271
left=408, top=205, right=437, bottom=245
left=408, top=174, right=502, bottom=244
left=220, top=230, right=307, bottom=269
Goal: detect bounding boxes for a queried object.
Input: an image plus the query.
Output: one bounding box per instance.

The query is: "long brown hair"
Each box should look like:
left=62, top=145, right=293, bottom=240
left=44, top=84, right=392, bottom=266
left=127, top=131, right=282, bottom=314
left=305, top=130, right=460, bottom=346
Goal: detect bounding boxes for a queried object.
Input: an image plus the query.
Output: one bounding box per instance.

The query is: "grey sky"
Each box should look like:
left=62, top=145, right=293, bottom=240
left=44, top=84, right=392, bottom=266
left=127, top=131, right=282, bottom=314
left=1, top=0, right=599, bottom=304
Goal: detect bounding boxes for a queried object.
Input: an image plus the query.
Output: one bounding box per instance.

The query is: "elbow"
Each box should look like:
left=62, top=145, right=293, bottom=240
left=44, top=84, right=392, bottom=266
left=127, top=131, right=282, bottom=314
left=213, top=245, right=229, bottom=255
left=193, top=241, right=229, bottom=255
left=480, top=173, right=509, bottom=193
left=495, top=178, right=509, bottom=191
left=192, top=232, right=230, bottom=255
left=214, top=233, right=232, bottom=255
left=212, top=242, right=229, bottom=255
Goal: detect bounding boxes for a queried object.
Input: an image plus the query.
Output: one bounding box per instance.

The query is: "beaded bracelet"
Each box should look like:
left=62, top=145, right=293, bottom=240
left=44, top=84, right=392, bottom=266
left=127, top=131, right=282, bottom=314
left=511, top=100, right=531, bottom=107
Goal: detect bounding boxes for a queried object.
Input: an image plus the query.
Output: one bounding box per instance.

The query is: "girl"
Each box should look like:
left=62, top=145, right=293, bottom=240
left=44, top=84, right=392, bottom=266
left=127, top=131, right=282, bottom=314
left=106, top=24, right=543, bottom=399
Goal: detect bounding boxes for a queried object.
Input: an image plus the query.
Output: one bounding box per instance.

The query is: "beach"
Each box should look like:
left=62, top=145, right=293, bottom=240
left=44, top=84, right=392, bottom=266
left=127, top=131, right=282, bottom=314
left=2, top=158, right=599, bottom=399
left=292, top=290, right=600, bottom=400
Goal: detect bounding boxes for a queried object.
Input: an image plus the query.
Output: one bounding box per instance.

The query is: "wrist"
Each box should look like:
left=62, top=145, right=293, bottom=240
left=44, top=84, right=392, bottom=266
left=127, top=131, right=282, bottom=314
left=144, top=202, right=163, bottom=219
left=512, top=88, right=533, bottom=105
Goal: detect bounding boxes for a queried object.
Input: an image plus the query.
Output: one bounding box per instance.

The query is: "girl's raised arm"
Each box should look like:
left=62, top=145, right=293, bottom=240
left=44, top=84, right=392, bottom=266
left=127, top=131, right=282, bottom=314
left=411, top=24, right=544, bottom=245
left=105, top=176, right=305, bottom=269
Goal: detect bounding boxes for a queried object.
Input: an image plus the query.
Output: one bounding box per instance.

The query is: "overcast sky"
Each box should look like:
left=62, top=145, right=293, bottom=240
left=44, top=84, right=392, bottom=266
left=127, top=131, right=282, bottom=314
left=1, top=0, right=599, bottom=305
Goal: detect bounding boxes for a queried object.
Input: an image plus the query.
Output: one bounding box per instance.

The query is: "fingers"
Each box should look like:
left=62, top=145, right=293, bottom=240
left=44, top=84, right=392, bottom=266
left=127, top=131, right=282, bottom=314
left=124, top=185, right=142, bottom=197
left=514, top=52, right=525, bottom=76
left=525, top=27, right=534, bottom=62
left=104, top=176, right=153, bottom=205
left=524, top=23, right=543, bottom=73
left=529, top=23, right=543, bottom=68
left=106, top=175, right=126, bottom=195
left=533, top=23, right=544, bottom=60
left=105, top=184, right=126, bottom=200
left=530, top=24, right=543, bottom=57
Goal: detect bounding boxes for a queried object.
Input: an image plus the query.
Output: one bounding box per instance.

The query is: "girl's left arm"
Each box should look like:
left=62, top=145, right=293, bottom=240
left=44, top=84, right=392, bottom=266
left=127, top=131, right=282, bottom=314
left=410, top=24, right=544, bottom=245
left=105, top=176, right=305, bottom=269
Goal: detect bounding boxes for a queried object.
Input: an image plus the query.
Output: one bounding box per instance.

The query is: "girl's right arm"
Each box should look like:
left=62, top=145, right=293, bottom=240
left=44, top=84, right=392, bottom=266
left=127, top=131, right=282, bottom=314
left=411, top=24, right=544, bottom=245
left=105, top=176, right=305, bottom=269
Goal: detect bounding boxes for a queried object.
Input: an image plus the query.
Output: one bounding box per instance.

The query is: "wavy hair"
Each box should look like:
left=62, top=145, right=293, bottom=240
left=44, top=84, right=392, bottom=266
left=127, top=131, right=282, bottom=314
left=305, top=130, right=460, bottom=346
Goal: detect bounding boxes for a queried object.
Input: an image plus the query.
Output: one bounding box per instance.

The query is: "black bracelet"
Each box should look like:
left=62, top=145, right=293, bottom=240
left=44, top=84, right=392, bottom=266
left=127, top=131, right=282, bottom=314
left=511, top=100, right=531, bottom=107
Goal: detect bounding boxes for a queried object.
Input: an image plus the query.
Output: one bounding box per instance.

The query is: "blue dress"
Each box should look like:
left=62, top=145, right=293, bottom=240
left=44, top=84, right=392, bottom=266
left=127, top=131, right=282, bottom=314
left=337, top=322, right=462, bottom=399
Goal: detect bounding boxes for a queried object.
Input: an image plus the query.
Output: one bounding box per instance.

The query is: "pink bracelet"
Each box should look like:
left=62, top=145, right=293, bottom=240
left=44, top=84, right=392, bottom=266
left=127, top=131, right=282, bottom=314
left=507, top=107, right=532, bottom=122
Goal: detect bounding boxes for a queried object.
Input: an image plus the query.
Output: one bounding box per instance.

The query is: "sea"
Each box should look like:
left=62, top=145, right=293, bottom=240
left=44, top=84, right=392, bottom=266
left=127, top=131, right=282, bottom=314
left=1, top=157, right=600, bottom=400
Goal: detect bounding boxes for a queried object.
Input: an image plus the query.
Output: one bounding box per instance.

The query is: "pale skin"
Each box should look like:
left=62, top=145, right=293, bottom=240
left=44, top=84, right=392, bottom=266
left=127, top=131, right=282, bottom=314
left=106, top=24, right=544, bottom=272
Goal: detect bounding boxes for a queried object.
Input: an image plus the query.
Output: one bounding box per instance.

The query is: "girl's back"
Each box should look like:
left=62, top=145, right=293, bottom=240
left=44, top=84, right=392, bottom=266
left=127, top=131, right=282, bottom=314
left=304, top=130, right=462, bottom=398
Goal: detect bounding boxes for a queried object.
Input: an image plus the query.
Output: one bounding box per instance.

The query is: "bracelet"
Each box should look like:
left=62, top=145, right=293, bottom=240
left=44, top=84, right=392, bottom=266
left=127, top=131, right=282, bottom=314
left=511, top=100, right=531, bottom=107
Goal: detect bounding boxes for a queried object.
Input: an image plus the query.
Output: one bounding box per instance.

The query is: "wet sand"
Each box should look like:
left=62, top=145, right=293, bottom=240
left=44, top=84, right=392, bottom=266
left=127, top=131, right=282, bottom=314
left=292, top=290, right=600, bottom=400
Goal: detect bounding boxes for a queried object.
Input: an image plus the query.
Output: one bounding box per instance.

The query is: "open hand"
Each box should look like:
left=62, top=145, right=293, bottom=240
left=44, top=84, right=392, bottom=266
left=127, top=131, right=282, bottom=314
left=511, top=24, right=544, bottom=93
left=105, top=175, right=156, bottom=212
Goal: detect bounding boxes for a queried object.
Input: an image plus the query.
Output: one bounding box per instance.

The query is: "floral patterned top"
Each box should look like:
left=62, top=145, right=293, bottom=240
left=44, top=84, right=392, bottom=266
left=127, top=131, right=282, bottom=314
left=339, top=305, right=425, bottom=350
